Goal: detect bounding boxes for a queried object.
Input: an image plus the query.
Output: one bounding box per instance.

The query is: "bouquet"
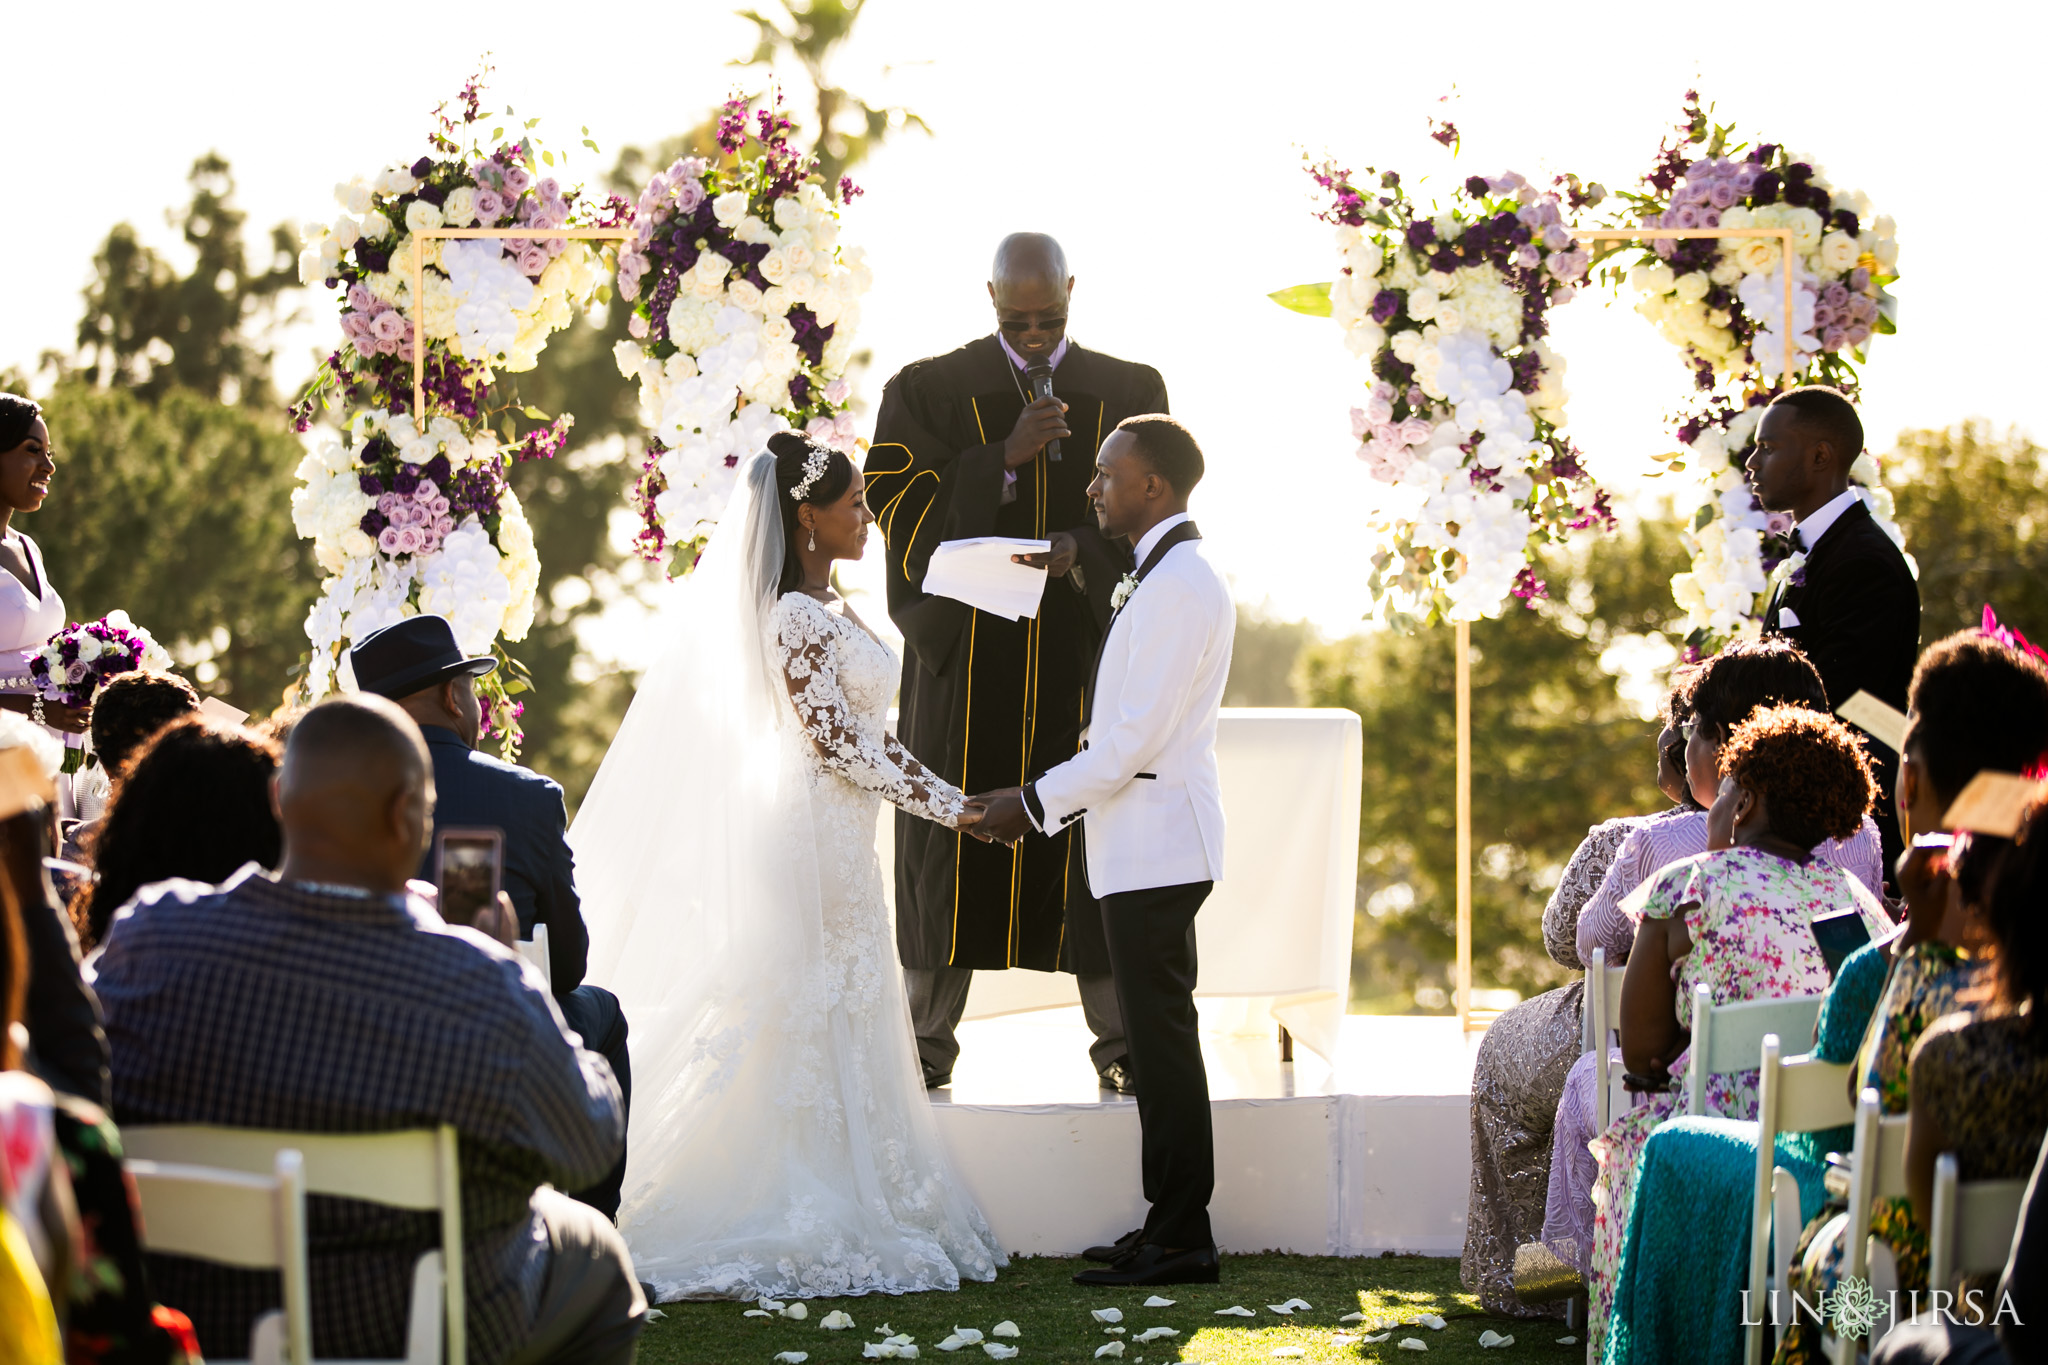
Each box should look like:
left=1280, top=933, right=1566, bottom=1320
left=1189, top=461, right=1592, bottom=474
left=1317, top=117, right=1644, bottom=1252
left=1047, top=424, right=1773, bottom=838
left=1602, top=94, right=1905, bottom=654
left=1278, top=150, right=1611, bottom=625
left=31, top=612, right=173, bottom=771
left=288, top=70, right=629, bottom=753
left=612, top=94, right=869, bottom=575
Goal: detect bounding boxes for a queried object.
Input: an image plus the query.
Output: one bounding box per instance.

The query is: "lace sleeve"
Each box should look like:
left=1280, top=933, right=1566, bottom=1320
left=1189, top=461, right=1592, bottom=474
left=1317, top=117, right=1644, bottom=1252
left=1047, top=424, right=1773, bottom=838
left=773, top=598, right=969, bottom=826
left=1542, top=820, right=1633, bottom=970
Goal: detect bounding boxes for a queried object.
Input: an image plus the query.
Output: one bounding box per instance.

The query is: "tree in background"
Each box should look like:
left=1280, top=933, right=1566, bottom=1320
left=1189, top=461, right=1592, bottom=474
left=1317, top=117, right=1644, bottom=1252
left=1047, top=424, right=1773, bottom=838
left=8, top=156, right=315, bottom=709
left=733, top=0, right=929, bottom=192
left=1298, top=518, right=1690, bottom=1010
left=73, top=154, right=299, bottom=406
left=1886, top=421, right=2048, bottom=640
left=17, top=382, right=315, bottom=707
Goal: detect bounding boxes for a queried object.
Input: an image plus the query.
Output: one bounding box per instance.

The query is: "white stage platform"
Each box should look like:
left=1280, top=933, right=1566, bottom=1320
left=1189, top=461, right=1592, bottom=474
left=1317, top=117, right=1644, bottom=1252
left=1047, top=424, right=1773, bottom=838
left=928, top=1006, right=1480, bottom=1258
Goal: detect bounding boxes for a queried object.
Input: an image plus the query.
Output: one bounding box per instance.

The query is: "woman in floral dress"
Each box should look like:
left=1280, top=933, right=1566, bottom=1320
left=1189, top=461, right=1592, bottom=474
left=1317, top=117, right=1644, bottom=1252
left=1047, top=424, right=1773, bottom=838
left=1587, top=705, right=1890, bottom=1357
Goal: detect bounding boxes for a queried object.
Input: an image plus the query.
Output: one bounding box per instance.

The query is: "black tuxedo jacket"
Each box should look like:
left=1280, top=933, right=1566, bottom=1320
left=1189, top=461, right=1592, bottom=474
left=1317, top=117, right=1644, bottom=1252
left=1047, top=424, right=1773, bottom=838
left=1761, top=498, right=1920, bottom=719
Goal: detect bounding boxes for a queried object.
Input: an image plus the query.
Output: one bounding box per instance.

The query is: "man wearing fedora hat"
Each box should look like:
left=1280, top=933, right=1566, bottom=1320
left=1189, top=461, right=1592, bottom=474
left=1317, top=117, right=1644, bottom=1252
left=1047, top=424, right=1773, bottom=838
left=349, top=614, right=632, bottom=1219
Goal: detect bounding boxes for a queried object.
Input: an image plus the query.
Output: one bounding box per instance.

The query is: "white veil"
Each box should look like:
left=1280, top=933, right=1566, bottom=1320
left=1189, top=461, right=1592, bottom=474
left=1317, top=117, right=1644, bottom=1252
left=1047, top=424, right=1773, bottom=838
left=569, top=452, right=827, bottom=1196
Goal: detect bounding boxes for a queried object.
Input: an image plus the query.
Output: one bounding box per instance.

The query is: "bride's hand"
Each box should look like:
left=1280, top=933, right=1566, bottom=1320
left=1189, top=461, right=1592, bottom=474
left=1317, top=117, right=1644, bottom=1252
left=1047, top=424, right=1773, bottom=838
left=956, top=801, right=995, bottom=841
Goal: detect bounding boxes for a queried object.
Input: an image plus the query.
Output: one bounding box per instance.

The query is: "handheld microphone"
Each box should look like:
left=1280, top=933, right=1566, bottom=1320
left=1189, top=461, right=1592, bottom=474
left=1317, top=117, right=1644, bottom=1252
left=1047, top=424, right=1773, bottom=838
left=1025, top=363, right=1062, bottom=462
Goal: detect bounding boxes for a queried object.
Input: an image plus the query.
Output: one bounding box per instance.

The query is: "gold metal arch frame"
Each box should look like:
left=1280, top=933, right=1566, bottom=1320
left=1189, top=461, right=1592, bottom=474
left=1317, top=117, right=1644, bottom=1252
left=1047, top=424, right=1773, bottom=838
left=1452, top=228, right=1797, bottom=1031
left=406, top=227, right=637, bottom=433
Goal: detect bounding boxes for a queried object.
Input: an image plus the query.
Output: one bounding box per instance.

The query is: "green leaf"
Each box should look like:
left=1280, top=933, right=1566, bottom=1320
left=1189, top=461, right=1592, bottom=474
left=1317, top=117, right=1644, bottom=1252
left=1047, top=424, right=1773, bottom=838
left=1268, top=282, right=1334, bottom=317
left=1692, top=503, right=1715, bottom=531
left=524, top=117, right=540, bottom=129
left=583, top=139, right=600, bottom=154
left=520, top=405, right=552, bottom=420
left=542, top=150, right=555, bottom=167
left=491, top=127, right=504, bottom=142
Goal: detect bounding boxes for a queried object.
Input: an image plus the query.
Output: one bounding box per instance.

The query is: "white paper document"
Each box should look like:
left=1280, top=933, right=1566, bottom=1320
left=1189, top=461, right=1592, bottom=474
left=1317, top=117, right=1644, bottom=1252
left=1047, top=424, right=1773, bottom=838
left=921, top=537, right=1052, bottom=620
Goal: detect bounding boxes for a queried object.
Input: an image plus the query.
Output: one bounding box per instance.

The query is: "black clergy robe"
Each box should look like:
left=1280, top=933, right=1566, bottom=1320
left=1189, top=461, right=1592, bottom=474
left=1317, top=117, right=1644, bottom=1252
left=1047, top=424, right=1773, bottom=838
left=866, top=335, right=1169, bottom=975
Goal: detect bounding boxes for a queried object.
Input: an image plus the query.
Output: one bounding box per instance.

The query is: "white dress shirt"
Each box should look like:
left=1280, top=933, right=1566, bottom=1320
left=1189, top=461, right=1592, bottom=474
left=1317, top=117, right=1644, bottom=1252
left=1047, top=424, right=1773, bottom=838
left=1793, top=488, right=1861, bottom=551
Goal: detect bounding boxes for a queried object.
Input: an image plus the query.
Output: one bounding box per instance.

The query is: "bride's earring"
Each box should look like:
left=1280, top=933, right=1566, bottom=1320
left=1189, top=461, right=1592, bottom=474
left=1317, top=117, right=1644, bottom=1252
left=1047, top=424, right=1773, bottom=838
left=807, top=528, right=817, bottom=552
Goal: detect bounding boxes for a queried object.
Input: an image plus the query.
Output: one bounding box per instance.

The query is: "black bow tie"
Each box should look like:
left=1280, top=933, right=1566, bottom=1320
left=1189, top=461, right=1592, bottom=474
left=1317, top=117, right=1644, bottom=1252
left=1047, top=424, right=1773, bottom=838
left=1790, top=527, right=1807, bottom=552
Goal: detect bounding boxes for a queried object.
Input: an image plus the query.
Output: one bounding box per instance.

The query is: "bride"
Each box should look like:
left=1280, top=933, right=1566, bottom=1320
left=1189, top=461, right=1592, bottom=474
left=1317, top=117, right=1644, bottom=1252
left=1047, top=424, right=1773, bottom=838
left=569, top=431, right=1005, bottom=1302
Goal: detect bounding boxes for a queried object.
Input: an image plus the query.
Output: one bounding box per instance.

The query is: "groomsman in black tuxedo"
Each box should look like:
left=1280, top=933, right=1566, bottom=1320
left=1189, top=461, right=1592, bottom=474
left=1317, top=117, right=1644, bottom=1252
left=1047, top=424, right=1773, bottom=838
left=1748, top=385, right=1920, bottom=875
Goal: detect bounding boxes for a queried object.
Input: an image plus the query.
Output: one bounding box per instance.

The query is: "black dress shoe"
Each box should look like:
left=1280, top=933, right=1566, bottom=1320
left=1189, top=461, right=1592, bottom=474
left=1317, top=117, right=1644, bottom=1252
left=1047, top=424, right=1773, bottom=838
left=1097, top=1057, right=1137, bottom=1095
left=1082, top=1227, right=1145, bottom=1263
left=1072, top=1242, right=1221, bottom=1286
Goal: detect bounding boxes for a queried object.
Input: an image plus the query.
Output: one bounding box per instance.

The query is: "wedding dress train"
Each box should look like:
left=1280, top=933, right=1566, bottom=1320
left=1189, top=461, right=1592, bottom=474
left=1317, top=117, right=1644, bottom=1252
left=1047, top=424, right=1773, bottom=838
left=570, top=454, right=1003, bottom=1301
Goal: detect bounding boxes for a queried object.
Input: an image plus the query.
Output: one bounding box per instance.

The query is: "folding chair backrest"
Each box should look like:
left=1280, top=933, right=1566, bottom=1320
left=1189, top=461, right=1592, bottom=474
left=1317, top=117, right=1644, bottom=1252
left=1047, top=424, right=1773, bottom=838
left=1584, top=948, right=1631, bottom=1131
left=1746, top=1035, right=1855, bottom=1365
left=125, top=1125, right=464, bottom=1365
left=1844, top=1090, right=1912, bottom=1279
left=1688, top=986, right=1825, bottom=1116
left=1929, top=1153, right=2028, bottom=1294
left=130, top=1149, right=312, bottom=1365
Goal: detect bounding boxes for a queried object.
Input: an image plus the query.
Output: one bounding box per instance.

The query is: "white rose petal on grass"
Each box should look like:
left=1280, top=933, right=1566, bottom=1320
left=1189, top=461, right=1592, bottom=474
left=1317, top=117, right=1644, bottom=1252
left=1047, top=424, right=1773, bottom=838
left=1398, top=1339, right=1428, bottom=1352
left=1478, top=1330, right=1515, bottom=1348
left=780, top=1303, right=809, bottom=1320
left=1265, top=1305, right=1296, bottom=1316
left=1214, top=1306, right=1256, bottom=1317
left=1339, top=1312, right=1366, bottom=1323
left=775, top=1355, right=809, bottom=1364
left=646, top=1308, right=667, bottom=1321
left=982, top=1348, right=1019, bottom=1361
left=1104, top=1326, right=1127, bottom=1335
left=950, top=1329, right=983, bottom=1345
left=821, top=1311, right=855, bottom=1330
left=1282, top=1299, right=1312, bottom=1311
left=1095, top=1343, right=1126, bottom=1359
left=744, top=1309, right=773, bottom=1318
left=936, top=1338, right=965, bottom=1353
left=1415, top=1314, right=1446, bottom=1330
left=1142, top=1296, right=1176, bottom=1308
left=1134, top=1328, right=1180, bottom=1342
left=990, top=1322, right=1021, bottom=1339
left=1556, top=1337, right=1578, bottom=1346
left=1363, top=1333, right=1392, bottom=1344
left=1093, top=1308, right=1124, bottom=1324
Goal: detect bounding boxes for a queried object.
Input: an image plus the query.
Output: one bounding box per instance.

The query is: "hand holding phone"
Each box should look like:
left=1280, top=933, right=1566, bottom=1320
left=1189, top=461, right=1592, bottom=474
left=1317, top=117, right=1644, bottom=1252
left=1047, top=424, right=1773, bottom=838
left=435, top=828, right=505, bottom=929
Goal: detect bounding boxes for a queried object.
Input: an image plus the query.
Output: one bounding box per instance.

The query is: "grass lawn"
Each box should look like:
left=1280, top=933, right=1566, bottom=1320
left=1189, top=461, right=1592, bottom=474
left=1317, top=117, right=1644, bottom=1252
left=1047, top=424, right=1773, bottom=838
left=637, top=1254, right=1581, bottom=1365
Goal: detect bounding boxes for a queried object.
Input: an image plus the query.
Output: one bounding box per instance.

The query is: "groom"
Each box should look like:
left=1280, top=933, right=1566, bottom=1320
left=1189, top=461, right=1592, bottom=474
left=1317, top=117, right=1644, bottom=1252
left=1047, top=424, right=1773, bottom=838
left=973, top=414, right=1236, bottom=1286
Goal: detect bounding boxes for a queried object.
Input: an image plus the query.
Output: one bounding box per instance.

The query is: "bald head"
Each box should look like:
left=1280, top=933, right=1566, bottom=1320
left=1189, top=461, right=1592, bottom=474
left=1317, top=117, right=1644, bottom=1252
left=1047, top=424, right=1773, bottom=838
left=988, top=233, right=1074, bottom=366
left=275, top=694, right=434, bottom=893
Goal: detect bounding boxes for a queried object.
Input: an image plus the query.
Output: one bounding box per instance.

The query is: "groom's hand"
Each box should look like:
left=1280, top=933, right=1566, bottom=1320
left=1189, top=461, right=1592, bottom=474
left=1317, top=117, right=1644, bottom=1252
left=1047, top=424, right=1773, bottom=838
left=969, top=787, right=1034, bottom=846
left=1010, top=531, right=1078, bottom=579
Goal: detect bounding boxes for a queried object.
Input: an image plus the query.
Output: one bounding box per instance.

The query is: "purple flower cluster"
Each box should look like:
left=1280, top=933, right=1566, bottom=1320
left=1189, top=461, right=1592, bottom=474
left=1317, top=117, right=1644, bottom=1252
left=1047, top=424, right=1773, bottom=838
left=1817, top=276, right=1879, bottom=353
left=511, top=414, right=575, bottom=463
left=30, top=619, right=153, bottom=709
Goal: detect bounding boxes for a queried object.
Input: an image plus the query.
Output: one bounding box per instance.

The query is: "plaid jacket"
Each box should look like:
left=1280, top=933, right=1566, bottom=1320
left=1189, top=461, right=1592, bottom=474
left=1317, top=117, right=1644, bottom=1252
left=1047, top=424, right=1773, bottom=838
left=94, top=867, right=624, bottom=1364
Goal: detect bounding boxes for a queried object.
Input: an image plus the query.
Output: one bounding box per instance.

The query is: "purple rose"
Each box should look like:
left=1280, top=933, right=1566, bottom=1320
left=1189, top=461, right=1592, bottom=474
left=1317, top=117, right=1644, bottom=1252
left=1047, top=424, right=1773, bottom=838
left=1700, top=209, right=1722, bottom=229
left=474, top=188, right=505, bottom=223
left=1734, top=166, right=1761, bottom=195
left=1850, top=267, right=1871, bottom=290
left=66, top=661, right=90, bottom=685
left=410, top=156, right=435, bottom=179
left=1404, top=220, right=1436, bottom=249
left=360, top=510, right=387, bottom=536
left=1430, top=247, right=1459, bottom=273
left=358, top=473, right=384, bottom=496
left=1709, top=181, right=1738, bottom=210
left=1813, top=304, right=1837, bottom=329
left=1464, top=175, right=1490, bottom=198
left=1370, top=289, right=1402, bottom=324
left=1822, top=326, right=1849, bottom=351
left=1673, top=204, right=1701, bottom=229
left=418, top=184, right=447, bottom=208
left=378, top=526, right=403, bottom=554
left=423, top=455, right=452, bottom=485
left=1752, top=172, right=1781, bottom=204
left=518, top=245, right=549, bottom=276
left=504, top=166, right=533, bottom=195
left=1847, top=324, right=1872, bottom=347
left=1822, top=281, right=1851, bottom=309
left=393, top=468, right=420, bottom=496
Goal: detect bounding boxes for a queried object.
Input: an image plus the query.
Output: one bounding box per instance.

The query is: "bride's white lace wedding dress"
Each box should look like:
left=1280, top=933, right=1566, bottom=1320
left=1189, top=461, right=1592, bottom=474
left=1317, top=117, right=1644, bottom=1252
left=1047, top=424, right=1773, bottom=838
left=570, top=454, right=1004, bottom=1303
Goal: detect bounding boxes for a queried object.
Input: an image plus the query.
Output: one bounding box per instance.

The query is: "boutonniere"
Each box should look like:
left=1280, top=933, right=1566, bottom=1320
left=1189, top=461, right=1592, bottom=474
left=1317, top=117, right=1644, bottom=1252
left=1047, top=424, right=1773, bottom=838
left=1111, top=573, right=1139, bottom=612
left=1771, top=551, right=1808, bottom=591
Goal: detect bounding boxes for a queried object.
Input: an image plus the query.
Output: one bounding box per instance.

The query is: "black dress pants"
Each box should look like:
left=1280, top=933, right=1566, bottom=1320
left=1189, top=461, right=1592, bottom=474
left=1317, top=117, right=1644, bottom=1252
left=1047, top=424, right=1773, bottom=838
left=556, top=984, right=630, bottom=1221
left=1100, top=879, right=1214, bottom=1250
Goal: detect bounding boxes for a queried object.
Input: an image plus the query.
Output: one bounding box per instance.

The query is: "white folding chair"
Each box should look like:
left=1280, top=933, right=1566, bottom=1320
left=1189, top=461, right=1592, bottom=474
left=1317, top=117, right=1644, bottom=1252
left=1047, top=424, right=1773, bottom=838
left=517, top=923, right=551, bottom=982
left=129, top=1148, right=312, bottom=1365
left=1824, top=1089, right=1912, bottom=1363
left=125, top=1125, right=464, bottom=1365
left=1928, top=1153, right=2028, bottom=1304
left=1744, top=1035, right=1855, bottom=1365
left=1583, top=946, right=1631, bottom=1132
left=1687, top=986, right=1825, bottom=1116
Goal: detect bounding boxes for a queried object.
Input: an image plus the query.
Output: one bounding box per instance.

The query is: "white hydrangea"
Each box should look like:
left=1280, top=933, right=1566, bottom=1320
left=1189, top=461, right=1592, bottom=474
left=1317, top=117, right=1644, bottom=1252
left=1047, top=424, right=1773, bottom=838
left=417, top=520, right=512, bottom=657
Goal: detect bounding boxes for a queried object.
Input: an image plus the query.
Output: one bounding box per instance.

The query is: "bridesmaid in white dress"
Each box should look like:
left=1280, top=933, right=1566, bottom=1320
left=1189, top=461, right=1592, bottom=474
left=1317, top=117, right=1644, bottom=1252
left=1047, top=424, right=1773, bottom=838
left=0, top=396, right=90, bottom=737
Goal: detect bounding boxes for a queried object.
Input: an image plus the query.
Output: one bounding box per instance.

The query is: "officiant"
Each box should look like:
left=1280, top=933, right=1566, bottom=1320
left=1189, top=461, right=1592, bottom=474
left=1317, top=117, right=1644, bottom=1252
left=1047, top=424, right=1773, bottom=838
left=865, top=233, right=1169, bottom=1093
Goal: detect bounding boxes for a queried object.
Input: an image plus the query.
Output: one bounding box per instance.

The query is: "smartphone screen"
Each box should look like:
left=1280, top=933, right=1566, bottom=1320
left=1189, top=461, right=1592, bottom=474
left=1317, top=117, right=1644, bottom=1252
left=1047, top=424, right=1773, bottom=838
left=435, top=828, right=504, bottom=926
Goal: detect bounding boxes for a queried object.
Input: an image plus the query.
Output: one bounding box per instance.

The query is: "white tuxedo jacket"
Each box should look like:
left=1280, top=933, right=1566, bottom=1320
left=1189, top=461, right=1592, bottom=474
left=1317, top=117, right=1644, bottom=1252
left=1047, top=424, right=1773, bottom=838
left=1033, top=534, right=1236, bottom=896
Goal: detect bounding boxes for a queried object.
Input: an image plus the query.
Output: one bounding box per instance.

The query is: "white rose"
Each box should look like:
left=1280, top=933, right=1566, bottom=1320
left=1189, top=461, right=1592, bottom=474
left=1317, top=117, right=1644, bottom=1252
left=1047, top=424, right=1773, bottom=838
left=1709, top=256, right=1744, bottom=287
left=1731, top=237, right=1779, bottom=274
left=404, top=200, right=444, bottom=235
left=1674, top=271, right=1711, bottom=304
left=712, top=191, right=750, bottom=228
left=758, top=250, right=791, bottom=285
left=761, top=314, right=796, bottom=345
left=1819, top=231, right=1860, bottom=273
left=1874, top=239, right=1899, bottom=271
left=773, top=197, right=809, bottom=231
left=1850, top=451, right=1880, bottom=485
left=759, top=285, right=792, bottom=318
left=442, top=185, right=478, bottom=228
left=782, top=242, right=814, bottom=274
left=360, top=210, right=393, bottom=242
left=1786, top=207, right=1824, bottom=251
left=613, top=339, right=644, bottom=380
left=727, top=278, right=765, bottom=312
left=329, top=216, right=362, bottom=251
left=335, top=178, right=373, bottom=215
left=375, top=165, right=419, bottom=196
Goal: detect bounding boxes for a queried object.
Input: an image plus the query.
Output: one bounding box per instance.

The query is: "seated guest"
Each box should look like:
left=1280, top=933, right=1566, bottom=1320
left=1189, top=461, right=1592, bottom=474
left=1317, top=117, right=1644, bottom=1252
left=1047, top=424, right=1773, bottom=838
left=350, top=615, right=631, bottom=1221
left=1872, top=1133, right=2048, bottom=1365
left=69, top=717, right=281, bottom=952
left=1906, top=796, right=2048, bottom=1302
left=1584, top=705, right=1891, bottom=1357
left=1610, top=623, right=2048, bottom=1365
left=93, top=695, right=640, bottom=1363
left=1465, top=675, right=1698, bottom=1316
left=66, top=672, right=200, bottom=864
left=1536, top=639, right=1882, bottom=1283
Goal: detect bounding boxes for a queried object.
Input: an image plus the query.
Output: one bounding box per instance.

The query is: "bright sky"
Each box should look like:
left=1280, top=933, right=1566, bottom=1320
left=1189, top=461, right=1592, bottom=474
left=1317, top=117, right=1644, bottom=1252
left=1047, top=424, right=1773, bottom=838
left=10, top=1, right=2043, bottom=636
